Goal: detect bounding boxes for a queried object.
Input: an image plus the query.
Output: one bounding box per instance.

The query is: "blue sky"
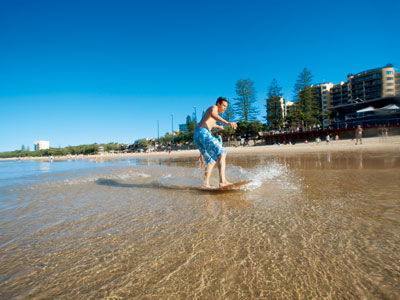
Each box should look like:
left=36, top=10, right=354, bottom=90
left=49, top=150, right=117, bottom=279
left=1, top=0, right=399, bottom=151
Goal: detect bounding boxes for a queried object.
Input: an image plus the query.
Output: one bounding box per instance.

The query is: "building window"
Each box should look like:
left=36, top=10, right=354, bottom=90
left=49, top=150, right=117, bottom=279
left=323, top=91, right=327, bottom=94
left=387, top=83, right=394, bottom=86
left=386, top=71, right=393, bottom=75
left=386, top=77, right=394, bottom=80
left=323, top=101, right=328, bottom=104
left=323, top=86, right=327, bottom=89
left=386, top=89, right=394, bottom=92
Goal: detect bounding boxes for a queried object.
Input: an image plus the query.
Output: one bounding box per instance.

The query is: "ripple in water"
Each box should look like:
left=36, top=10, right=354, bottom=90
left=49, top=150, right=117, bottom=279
left=0, top=153, right=399, bottom=299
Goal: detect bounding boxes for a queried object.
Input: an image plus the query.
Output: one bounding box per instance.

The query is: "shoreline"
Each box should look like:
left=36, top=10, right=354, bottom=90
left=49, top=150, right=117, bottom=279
left=2, top=136, right=400, bottom=162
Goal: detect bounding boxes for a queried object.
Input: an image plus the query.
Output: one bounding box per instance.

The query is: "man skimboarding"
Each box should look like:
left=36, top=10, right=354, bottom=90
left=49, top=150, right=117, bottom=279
left=194, top=97, right=237, bottom=189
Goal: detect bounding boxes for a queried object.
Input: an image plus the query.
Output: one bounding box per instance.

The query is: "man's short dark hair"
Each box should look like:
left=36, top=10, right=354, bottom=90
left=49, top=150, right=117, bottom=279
left=216, top=97, right=228, bottom=105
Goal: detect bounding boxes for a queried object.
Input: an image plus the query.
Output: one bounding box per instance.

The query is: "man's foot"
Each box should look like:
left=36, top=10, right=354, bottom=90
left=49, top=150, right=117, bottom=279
left=201, top=184, right=215, bottom=190
left=202, top=182, right=212, bottom=189
left=219, top=181, right=232, bottom=188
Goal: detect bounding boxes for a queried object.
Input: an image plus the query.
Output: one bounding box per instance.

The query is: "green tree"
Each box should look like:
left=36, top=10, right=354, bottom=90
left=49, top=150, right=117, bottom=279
left=222, top=126, right=235, bottom=142
left=285, top=113, right=297, bottom=130
left=138, top=139, right=149, bottom=148
left=293, top=68, right=320, bottom=129
left=236, top=120, right=250, bottom=138
left=186, top=115, right=196, bottom=133
left=293, top=68, right=313, bottom=99
left=236, top=120, right=263, bottom=142
left=161, top=133, right=173, bottom=144
left=234, top=79, right=259, bottom=121
left=297, top=87, right=320, bottom=128
left=266, top=78, right=283, bottom=130
left=223, top=102, right=235, bottom=121
left=248, top=120, right=263, bottom=142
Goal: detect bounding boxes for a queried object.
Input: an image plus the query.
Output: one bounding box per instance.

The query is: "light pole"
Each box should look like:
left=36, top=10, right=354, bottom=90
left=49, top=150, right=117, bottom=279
left=171, top=114, right=174, bottom=145
left=157, top=120, right=160, bottom=149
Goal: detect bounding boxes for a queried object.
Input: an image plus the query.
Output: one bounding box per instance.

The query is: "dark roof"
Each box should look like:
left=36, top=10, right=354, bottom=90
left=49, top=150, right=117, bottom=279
left=328, top=96, right=400, bottom=114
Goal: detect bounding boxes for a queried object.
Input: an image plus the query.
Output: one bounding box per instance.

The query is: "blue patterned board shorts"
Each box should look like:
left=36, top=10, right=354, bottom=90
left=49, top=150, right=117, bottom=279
left=194, top=127, right=227, bottom=165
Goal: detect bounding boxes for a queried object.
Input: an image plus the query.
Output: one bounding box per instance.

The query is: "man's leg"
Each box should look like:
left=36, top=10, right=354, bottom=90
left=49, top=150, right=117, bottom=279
left=204, top=161, right=216, bottom=188
left=217, top=153, right=231, bottom=187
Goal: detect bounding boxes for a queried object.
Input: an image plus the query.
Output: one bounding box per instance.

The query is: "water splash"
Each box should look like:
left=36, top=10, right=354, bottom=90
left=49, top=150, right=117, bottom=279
left=227, top=162, right=297, bottom=191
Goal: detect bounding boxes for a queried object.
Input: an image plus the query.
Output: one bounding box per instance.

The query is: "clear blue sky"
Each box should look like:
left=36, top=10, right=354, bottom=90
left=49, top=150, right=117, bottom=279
left=1, top=0, right=399, bottom=152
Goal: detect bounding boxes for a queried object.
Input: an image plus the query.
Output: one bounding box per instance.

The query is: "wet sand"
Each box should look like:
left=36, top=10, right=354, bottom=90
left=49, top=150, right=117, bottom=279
left=1, top=148, right=399, bottom=299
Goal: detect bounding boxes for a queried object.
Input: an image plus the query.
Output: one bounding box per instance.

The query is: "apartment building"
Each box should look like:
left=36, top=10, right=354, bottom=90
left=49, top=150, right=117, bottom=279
left=396, top=72, right=400, bottom=95
left=328, top=65, right=400, bottom=127
left=34, top=141, right=50, bottom=150
left=347, top=65, right=396, bottom=101
left=330, top=82, right=349, bottom=106
left=279, top=97, right=285, bottom=118
left=285, top=101, right=295, bottom=116
left=179, top=123, right=188, bottom=133
left=310, top=83, right=334, bottom=128
left=296, top=64, right=400, bottom=128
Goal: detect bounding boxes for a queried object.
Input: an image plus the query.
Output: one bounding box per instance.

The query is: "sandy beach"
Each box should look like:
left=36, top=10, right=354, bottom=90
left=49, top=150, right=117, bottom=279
left=4, top=135, right=400, bottom=162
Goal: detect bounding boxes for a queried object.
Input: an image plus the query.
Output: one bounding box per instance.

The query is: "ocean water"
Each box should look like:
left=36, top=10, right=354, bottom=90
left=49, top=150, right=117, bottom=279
left=0, top=152, right=399, bottom=299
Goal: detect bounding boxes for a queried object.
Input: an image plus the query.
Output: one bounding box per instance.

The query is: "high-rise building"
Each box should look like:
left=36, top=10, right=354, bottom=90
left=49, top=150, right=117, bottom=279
left=330, top=82, right=349, bottom=106
left=34, top=141, right=50, bottom=150
left=347, top=65, right=396, bottom=102
left=179, top=124, right=188, bottom=133
left=395, top=72, right=400, bottom=96
left=310, top=83, right=334, bottom=128
left=285, top=101, right=295, bottom=116
left=296, top=64, right=400, bottom=128
left=327, top=65, right=400, bottom=128
left=278, top=97, right=285, bottom=118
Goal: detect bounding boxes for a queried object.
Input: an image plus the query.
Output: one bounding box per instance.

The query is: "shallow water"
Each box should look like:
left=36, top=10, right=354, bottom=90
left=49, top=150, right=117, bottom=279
left=0, top=151, right=399, bottom=299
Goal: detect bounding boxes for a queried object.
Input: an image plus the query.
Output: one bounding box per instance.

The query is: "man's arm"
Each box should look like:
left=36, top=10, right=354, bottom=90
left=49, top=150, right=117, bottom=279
left=210, top=106, right=237, bottom=129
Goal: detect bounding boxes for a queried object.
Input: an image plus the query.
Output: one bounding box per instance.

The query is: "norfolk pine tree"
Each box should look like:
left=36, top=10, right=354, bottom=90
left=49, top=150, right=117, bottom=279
left=266, top=78, right=283, bottom=130
left=223, top=102, right=235, bottom=122
left=234, top=79, right=259, bottom=121
left=293, top=68, right=319, bottom=129
left=221, top=102, right=236, bottom=142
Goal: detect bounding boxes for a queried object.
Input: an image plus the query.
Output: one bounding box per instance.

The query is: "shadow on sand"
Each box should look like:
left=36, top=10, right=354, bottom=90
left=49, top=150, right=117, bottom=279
left=95, top=178, right=243, bottom=194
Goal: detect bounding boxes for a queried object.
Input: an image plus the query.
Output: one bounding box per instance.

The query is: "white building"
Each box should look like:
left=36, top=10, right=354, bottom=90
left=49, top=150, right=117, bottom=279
left=34, top=141, right=50, bottom=150
left=285, top=101, right=295, bottom=117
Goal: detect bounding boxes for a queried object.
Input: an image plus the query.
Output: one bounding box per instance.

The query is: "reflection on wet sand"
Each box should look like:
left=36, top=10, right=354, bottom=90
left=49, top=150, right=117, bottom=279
left=0, top=151, right=399, bottom=299
left=228, top=151, right=400, bottom=170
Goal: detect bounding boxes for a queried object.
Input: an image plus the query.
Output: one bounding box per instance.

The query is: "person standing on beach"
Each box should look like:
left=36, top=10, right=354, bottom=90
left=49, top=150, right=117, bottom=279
left=355, top=125, right=363, bottom=145
left=194, top=97, right=237, bottom=188
left=215, top=131, right=223, bottom=145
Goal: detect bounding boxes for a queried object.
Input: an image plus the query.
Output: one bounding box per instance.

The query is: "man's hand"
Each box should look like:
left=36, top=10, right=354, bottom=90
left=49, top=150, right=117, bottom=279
left=229, top=122, right=237, bottom=130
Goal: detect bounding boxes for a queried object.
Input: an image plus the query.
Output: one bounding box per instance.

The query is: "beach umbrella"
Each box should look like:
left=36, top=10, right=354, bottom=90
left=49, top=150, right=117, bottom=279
left=379, top=104, right=400, bottom=110
left=356, top=106, right=375, bottom=113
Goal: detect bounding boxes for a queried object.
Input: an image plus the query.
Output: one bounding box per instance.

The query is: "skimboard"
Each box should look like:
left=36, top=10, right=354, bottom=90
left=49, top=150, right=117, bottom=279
left=201, top=180, right=252, bottom=191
